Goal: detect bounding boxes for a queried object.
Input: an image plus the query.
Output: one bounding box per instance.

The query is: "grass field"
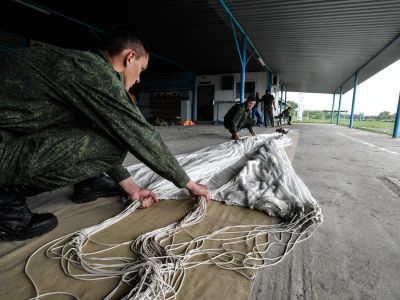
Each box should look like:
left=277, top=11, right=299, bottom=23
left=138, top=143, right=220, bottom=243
left=293, top=119, right=395, bottom=135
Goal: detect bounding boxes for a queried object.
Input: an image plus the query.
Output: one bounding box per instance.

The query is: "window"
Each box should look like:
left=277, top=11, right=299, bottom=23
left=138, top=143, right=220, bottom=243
left=235, top=81, right=255, bottom=100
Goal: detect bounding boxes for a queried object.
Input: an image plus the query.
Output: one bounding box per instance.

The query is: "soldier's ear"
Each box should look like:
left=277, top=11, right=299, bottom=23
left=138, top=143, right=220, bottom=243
left=124, top=50, right=136, bottom=67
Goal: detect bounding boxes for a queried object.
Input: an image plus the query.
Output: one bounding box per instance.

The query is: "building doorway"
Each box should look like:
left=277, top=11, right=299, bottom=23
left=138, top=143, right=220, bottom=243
left=197, top=85, right=214, bottom=121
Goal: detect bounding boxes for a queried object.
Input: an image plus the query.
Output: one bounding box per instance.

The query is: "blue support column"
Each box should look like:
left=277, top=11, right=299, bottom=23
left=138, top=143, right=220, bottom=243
left=393, top=92, right=400, bottom=138
left=268, top=71, right=273, bottom=91
left=284, top=88, right=287, bottom=109
left=349, top=72, right=359, bottom=128
left=330, top=93, right=336, bottom=123
left=240, top=34, right=247, bottom=103
left=336, top=86, right=343, bottom=125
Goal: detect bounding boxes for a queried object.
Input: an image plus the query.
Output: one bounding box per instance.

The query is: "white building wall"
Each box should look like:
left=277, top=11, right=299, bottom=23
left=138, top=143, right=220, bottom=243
left=194, top=72, right=268, bottom=122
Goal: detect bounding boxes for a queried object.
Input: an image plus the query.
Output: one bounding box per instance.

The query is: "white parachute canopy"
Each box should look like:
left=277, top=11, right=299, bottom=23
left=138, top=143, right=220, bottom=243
left=128, top=133, right=320, bottom=220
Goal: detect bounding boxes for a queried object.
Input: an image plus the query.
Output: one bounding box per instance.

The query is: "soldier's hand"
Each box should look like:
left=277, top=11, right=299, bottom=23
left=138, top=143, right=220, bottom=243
left=130, top=188, right=158, bottom=208
left=119, top=177, right=158, bottom=208
left=186, top=180, right=212, bottom=203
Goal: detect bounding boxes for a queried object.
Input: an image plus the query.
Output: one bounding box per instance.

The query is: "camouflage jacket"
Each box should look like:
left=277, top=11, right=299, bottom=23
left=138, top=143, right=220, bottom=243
left=0, top=46, right=190, bottom=188
left=224, top=103, right=253, bottom=132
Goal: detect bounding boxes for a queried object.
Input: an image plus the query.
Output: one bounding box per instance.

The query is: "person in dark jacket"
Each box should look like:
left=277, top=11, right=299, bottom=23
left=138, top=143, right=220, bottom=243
left=261, top=89, right=276, bottom=127
left=277, top=107, right=293, bottom=125
left=224, top=96, right=257, bottom=140
left=0, top=25, right=211, bottom=241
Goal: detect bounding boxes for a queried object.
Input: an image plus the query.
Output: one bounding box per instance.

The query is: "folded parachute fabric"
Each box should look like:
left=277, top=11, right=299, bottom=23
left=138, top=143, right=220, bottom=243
left=128, top=133, right=319, bottom=220
left=26, top=133, right=322, bottom=299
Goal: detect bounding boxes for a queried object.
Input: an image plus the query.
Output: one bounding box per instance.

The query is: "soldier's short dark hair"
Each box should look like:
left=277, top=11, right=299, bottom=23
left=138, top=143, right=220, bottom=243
left=103, top=25, right=150, bottom=58
left=246, top=95, right=256, bottom=102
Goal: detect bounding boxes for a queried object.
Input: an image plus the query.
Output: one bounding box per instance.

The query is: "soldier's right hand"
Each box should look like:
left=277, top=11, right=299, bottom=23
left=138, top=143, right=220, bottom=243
left=185, top=180, right=212, bottom=203
left=119, top=177, right=158, bottom=208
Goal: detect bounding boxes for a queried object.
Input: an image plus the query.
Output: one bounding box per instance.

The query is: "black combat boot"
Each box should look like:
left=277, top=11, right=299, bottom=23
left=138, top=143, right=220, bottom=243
left=0, top=188, right=58, bottom=241
left=72, top=173, right=122, bottom=203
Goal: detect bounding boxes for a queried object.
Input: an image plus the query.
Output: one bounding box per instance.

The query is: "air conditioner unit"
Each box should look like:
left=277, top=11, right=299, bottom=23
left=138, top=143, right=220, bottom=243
left=272, top=75, right=279, bottom=86
left=222, top=75, right=234, bottom=90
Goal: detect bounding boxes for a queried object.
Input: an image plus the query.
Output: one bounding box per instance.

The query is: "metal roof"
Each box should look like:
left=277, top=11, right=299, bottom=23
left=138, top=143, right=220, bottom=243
left=2, top=0, right=400, bottom=93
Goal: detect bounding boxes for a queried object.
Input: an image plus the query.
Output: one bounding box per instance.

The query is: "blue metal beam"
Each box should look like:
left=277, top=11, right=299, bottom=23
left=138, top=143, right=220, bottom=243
left=229, top=16, right=243, bottom=65
left=334, top=32, right=400, bottom=93
left=218, top=0, right=273, bottom=73
left=284, top=89, right=287, bottom=110
left=246, top=50, right=255, bottom=65
left=349, top=72, right=359, bottom=128
left=330, top=93, right=336, bottom=123
left=393, top=92, right=400, bottom=138
left=152, top=53, right=190, bottom=70
left=240, top=34, right=247, bottom=103
left=336, top=86, right=343, bottom=125
left=14, top=0, right=105, bottom=36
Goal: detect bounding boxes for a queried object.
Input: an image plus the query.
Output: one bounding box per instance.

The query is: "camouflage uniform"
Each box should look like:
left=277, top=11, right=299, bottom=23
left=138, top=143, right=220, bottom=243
left=0, top=47, right=190, bottom=190
left=224, top=103, right=256, bottom=134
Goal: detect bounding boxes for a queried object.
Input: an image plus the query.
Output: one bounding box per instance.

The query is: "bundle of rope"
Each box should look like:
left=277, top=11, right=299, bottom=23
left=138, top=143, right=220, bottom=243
left=26, top=198, right=320, bottom=300
left=25, top=134, right=323, bottom=299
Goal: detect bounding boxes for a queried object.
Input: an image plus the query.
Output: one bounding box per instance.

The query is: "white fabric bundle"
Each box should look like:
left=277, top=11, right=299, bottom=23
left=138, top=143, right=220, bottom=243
left=26, top=133, right=322, bottom=300
left=128, top=133, right=320, bottom=219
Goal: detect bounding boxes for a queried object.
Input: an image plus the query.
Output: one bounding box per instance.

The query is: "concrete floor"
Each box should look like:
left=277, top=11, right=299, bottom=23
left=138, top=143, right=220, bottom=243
left=129, top=123, right=400, bottom=300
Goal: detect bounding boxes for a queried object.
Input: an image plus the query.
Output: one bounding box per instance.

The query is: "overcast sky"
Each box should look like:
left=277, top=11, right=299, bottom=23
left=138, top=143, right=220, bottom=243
left=287, top=59, right=400, bottom=116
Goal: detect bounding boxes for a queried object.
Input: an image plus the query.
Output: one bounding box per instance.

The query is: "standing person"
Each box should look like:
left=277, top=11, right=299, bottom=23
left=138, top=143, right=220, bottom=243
left=251, top=92, right=262, bottom=126
left=0, top=25, right=211, bottom=241
left=224, top=96, right=257, bottom=140
left=261, top=89, right=276, bottom=127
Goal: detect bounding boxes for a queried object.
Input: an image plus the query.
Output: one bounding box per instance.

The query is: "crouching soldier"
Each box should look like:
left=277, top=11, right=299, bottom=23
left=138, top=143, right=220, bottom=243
left=0, top=25, right=211, bottom=241
left=224, top=96, right=257, bottom=140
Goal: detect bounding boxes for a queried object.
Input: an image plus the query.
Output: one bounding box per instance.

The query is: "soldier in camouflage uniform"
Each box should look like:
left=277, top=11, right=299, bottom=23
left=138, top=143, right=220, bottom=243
left=0, top=25, right=211, bottom=241
left=224, top=96, right=257, bottom=140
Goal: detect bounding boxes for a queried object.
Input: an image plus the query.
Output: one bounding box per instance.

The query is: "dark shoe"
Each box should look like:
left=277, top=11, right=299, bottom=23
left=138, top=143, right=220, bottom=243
left=0, top=190, right=58, bottom=241
left=288, top=123, right=292, bottom=125
left=72, top=173, right=121, bottom=203
left=276, top=128, right=289, bottom=134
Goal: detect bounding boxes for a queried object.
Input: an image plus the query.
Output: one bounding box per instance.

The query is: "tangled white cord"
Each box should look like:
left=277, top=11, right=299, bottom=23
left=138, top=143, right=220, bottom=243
left=26, top=197, right=321, bottom=300
left=25, top=134, right=323, bottom=299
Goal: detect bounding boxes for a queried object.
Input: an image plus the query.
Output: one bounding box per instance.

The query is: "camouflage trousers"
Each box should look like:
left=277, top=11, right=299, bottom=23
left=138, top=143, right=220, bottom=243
left=224, top=119, right=256, bottom=134
left=0, top=127, right=126, bottom=190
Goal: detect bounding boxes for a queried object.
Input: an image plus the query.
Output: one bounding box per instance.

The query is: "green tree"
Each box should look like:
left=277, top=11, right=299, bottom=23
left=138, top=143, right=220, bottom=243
left=286, top=100, right=298, bottom=109
left=377, top=111, right=391, bottom=120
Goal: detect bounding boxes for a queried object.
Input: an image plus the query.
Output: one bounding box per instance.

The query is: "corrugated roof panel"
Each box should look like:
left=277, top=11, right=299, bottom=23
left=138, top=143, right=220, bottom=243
left=2, top=0, right=399, bottom=93
left=221, top=0, right=400, bottom=92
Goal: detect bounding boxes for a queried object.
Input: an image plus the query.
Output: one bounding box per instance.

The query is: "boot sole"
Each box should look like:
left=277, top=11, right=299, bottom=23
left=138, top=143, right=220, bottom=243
left=0, top=214, right=58, bottom=241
